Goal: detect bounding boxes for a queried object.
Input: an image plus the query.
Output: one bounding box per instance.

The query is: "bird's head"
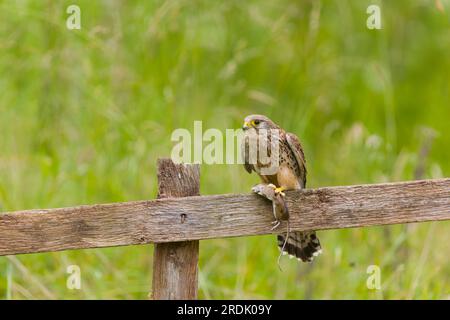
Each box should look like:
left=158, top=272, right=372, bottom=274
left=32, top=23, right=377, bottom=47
left=242, top=114, right=279, bottom=131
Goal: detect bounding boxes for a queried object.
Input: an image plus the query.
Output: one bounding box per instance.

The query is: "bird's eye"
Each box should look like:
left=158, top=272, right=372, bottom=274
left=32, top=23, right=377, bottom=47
left=253, top=120, right=260, bottom=126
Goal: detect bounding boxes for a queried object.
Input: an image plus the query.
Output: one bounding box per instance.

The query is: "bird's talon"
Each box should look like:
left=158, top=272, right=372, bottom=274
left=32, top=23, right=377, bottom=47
left=274, top=187, right=286, bottom=196
left=267, top=184, right=286, bottom=196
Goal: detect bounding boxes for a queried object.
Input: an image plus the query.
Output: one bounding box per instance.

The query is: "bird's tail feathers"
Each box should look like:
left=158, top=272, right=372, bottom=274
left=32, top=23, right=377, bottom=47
left=277, top=231, right=322, bottom=262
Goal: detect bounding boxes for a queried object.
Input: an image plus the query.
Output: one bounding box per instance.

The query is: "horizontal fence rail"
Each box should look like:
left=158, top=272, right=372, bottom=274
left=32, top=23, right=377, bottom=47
left=1, top=178, right=450, bottom=256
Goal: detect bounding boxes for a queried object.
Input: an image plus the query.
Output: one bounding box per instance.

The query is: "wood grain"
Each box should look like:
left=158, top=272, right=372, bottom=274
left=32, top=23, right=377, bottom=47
left=151, top=159, right=200, bottom=300
left=1, top=178, right=449, bottom=257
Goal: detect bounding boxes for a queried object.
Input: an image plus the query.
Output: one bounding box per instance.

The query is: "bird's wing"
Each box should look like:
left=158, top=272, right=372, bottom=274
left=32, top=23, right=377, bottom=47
left=240, top=136, right=254, bottom=174
left=286, top=132, right=307, bottom=188
left=243, top=162, right=253, bottom=174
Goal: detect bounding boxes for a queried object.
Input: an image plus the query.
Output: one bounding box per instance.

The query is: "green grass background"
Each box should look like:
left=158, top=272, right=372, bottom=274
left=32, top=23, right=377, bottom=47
left=0, top=0, right=449, bottom=299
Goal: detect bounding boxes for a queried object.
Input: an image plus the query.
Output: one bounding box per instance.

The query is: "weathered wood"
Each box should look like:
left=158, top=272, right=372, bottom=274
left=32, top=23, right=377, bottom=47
left=151, top=159, right=200, bottom=300
left=0, top=178, right=449, bottom=256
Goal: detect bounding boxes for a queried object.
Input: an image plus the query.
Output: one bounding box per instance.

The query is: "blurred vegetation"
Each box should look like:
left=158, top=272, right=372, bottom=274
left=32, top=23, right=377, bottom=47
left=0, top=0, right=449, bottom=299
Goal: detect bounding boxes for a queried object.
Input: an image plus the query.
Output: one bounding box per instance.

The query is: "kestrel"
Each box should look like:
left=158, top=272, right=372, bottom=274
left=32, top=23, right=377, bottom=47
left=241, top=114, right=322, bottom=262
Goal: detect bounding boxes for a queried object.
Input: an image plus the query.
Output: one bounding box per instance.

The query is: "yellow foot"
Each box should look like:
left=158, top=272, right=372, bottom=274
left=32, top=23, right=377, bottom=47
left=268, top=185, right=286, bottom=196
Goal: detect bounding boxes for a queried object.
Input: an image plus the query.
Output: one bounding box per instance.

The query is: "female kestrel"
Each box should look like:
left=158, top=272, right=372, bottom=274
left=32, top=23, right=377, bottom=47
left=241, top=114, right=322, bottom=262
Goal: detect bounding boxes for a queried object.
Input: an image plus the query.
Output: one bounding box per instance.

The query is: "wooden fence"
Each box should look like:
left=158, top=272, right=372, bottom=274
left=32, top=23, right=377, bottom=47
left=1, top=158, right=449, bottom=299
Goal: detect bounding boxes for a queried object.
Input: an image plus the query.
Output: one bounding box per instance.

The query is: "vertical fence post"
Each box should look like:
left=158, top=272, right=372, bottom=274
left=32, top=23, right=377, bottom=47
left=151, top=158, right=200, bottom=300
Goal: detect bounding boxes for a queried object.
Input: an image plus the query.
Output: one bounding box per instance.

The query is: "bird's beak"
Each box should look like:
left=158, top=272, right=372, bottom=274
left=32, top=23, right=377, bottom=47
left=242, top=121, right=251, bottom=130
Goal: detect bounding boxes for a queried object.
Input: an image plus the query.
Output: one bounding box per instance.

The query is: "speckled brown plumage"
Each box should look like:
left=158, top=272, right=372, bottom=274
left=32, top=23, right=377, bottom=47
left=241, top=114, right=322, bottom=262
